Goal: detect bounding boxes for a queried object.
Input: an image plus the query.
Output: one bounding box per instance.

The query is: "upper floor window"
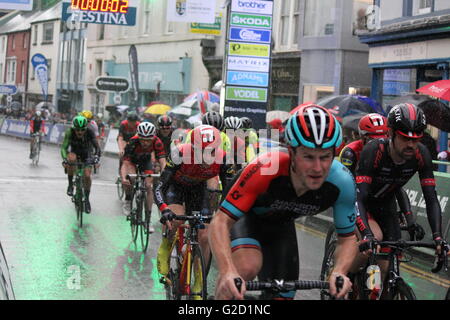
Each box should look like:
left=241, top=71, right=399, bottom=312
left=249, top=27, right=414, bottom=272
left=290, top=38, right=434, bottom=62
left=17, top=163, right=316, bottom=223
left=303, top=0, right=336, bottom=36
left=43, top=23, right=54, bottom=43
left=279, top=0, right=300, bottom=47
left=6, top=59, right=16, bottom=83
left=142, top=0, right=151, bottom=35
left=33, top=25, right=38, bottom=45
left=413, top=0, right=433, bottom=15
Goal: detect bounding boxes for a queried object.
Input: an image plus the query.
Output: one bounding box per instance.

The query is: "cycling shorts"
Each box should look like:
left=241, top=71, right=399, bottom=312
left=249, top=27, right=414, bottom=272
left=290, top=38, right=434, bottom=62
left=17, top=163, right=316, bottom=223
left=165, top=182, right=206, bottom=214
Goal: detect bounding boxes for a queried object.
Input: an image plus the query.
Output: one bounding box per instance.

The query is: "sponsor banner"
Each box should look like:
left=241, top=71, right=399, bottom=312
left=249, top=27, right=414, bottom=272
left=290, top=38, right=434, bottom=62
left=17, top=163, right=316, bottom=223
left=129, top=45, right=139, bottom=106
left=229, top=42, right=270, bottom=58
left=61, top=2, right=138, bottom=26
left=48, top=124, right=69, bottom=144
left=227, top=70, right=269, bottom=87
left=190, top=14, right=222, bottom=35
left=229, top=26, right=271, bottom=43
left=226, top=86, right=268, bottom=102
left=231, top=0, right=273, bottom=15
left=167, top=0, right=215, bottom=23
left=227, top=56, right=270, bottom=72
left=223, top=100, right=266, bottom=130
left=0, top=119, right=67, bottom=144
left=104, top=128, right=120, bottom=154
left=31, top=53, right=48, bottom=101
left=0, top=85, right=17, bottom=95
left=0, top=0, right=32, bottom=10
left=230, top=12, right=272, bottom=29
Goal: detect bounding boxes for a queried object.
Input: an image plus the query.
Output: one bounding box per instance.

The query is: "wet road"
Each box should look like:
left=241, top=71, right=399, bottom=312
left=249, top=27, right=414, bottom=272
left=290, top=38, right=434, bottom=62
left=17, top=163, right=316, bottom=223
left=0, top=135, right=448, bottom=300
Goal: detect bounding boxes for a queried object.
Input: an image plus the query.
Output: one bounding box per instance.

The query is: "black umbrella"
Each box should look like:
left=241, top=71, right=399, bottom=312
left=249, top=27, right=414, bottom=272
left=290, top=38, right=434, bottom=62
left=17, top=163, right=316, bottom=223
left=417, top=100, right=450, bottom=132
left=388, top=94, right=430, bottom=107
left=316, top=95, right=385, bottom=120
left=342, top=112, right=368, bottom=132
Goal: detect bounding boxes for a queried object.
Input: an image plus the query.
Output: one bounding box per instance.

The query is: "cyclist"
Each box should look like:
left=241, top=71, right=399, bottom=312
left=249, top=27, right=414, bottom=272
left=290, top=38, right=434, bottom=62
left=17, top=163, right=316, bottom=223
left=117, top=112, right=140, bottom=157
left=186, top=111, right=231, bottom=152
left=29, top=110, right=46, bottom=159
left=339, top=113, right=420, bottom=238
left=61, top=116, right=101, bottom=213
left=224, top=116, right=249, bottom=170
left=156, top=115, right=174, bottom=157
left=96, top=113, right=106, bottom=141
left=354, top=103, right=448, bottom=291
left=241, top=116, right=259, bottom=155
left=155, top=125, right=233, bottom=284
left=121, top=122, right=166, bottom=232
left=209, top=105, right=358, bottom=300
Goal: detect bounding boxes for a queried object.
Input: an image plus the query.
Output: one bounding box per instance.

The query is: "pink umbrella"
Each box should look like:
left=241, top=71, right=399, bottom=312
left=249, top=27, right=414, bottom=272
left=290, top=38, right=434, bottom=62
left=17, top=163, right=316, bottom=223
left=416, top=80, right=450, bottom=101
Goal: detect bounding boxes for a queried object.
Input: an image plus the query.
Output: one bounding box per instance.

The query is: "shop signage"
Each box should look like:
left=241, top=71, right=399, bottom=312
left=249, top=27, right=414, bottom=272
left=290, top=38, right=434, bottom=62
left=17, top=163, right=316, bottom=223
left=226, top=70, right=269, bottom=87
left=227, top=56, right=270, bottom=72
left=231, top=0, right=273, bottom=15
left=230, top=12, right=272, bottom=28
left=228, top=42, right=270, bottom=58
left=226, top=86, right=267, bottom=102
left=229, top=26, right=271, bottom=43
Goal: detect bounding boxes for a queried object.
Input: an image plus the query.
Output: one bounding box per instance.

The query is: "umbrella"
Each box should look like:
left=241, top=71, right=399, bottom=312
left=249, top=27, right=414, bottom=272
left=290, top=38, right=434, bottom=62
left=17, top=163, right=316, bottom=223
left=144, top=103, right=171, bottom=115
left=316, top=95, right=385, bottom=120
left=289, top=102, right=315, bottom=115
left=388, top=94, right=431, bottom=106
left=417, top=99, right=450, bottom=132
left=416, top=80, right=450, bottom=101
left=184, top=90, right=220, bottom=103
left=146, top=101, right=165, bottom=107
left=342, top=113, right=367, bottom=132
left=266, top=110, right=290, bottom=123
left=35, top=101, right=55, bottom=113
left=186, top=113, right=202, bottom=126
left=169, top=100, right=199, bottom=118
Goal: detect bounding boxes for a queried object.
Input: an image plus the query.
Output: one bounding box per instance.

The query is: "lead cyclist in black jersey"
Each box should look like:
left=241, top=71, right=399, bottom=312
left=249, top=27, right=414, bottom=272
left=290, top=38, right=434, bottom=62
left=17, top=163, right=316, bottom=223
left=209, top=105, right=358, bottom=300
left=354, top=103, right=449, bottom=286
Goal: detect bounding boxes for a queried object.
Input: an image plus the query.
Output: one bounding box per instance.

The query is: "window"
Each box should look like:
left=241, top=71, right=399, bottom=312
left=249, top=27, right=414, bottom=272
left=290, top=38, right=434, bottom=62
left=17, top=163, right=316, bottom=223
left=96, top=59, right=102, bottom=77
left=1, top=37, right=5, bottom=52
left=23, top=33, right=27, bottom=48
left=97, top=24, right=105, bottom=40
left=303, top=0, right=336, bottom=36
left=352, top=0, right=372, bottom=34
left=11, top=35, right=15, bottom=50
left=47, top=59, right=52, bottom=81
left=33, top=25, right=38, bottom=45
left=142, top=0, right=151, bottom=35
left=20, top=61, right=24, bottom=84
left=413, top=0, right=433, bottom=15
left=6, top=59, right=16, bottom=83
left=163, top=1, right=174, bottom=34
left=278, top=0, right=300, bottom=48
left=42, top=23, right=54, bottom=43
left=0, top=63, right=3, bottom=82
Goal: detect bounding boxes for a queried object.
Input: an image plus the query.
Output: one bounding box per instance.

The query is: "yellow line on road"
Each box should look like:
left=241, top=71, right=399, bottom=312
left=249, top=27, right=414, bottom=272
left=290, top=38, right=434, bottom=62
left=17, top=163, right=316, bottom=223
left=295, top=222, right=450, bottom=288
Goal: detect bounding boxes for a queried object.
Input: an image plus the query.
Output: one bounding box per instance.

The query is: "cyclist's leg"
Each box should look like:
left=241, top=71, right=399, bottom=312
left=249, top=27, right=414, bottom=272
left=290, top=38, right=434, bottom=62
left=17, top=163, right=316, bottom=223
left=258, top=220, right=299, bottom=300
left=65, top=152, right=77, bottom=195
left=121, top=160, right=136, bottom=214
left=30, top=135, right=35, bottom=157
left=229, top=214, right=263, bottom=281
left=83, top=165, right=93, bottom=212
left=141, top=161, right=155, bottom=218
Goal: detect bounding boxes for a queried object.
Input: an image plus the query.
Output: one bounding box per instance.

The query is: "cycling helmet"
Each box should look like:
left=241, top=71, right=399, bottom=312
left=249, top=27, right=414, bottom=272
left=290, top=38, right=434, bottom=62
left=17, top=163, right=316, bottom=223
left=285, top=104, right=342, bottom=149
left=387, top=103, right=426, bottom=139
left=240, top=117, right=252, bottom=129
left=201, top=111, right=224, bottom=131
left=157, top=115, right=173, bottom=128
left=137, top=122, right=156, bottom=138
left=224, top=116, right=243, bottom=130
left=97, top=113, right=103, bottom=119
left=73, top=115, right=88, bottom=129
left=35, top=111, right=41, bottom=117
left=191, top=125, right=221, bottom=150
left=358, top=113, right=388, bottom=138
left=127, top=112, right=139, bottom=122
left=80, top=110, right=93, bottom=120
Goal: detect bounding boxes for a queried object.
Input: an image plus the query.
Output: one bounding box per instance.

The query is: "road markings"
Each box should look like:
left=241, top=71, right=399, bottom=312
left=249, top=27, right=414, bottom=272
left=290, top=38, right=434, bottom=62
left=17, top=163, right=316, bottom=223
left=295, top=222, right=450, bottom=288
left=0, top=177, right=116, bottom=187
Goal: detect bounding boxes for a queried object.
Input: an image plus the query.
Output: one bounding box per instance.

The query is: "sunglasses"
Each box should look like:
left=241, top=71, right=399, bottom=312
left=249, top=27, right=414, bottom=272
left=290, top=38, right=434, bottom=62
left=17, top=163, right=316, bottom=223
left=75, top=128, right=86, bottom=132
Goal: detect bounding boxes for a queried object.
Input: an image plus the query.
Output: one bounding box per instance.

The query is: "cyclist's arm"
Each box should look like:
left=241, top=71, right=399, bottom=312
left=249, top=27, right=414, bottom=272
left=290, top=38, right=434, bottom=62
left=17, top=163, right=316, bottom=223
left=153, top=137, right=167, bottom=171
left=339, top=146, right=357, bottom=176
left=418, top=145, right=443, bottom=239
left=116, top=124, right=127, bottom=153
left=355, top=141, right=378, bottom=238
left=153, top=153, right=180, bottom=212
left=41, top=120, right=46, bottom=134
left=29, top=120, right=34, bottom=135
left=88, top=129, right=102, bottom=158
left=60, top=129, right=71, bottom=160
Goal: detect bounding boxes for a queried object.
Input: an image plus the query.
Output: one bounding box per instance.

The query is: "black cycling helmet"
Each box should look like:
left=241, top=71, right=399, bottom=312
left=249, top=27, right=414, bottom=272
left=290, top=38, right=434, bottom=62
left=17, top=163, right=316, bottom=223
left=157, top=115, right=173, bottom=128
left=201, top=111, right=224, bottom=130
left=387, top=103, right=426, bottom=139
left=240, top=117, right=252, bottom=129
left=127, top=112, right=139, bottom=122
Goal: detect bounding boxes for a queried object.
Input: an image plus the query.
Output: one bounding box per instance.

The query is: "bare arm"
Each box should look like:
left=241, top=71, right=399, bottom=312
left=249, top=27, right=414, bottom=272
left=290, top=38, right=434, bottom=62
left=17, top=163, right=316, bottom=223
left=329, top=234, right=358, bottom=298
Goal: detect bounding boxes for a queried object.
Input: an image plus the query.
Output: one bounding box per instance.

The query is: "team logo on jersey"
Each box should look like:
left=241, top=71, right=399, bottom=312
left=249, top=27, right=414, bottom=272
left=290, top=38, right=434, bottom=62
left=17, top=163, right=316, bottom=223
left=341, top=158, right=353, bottom=167
left=348, top=213, right=356, bottom=223
left=231, top=190, right=243, bottom=200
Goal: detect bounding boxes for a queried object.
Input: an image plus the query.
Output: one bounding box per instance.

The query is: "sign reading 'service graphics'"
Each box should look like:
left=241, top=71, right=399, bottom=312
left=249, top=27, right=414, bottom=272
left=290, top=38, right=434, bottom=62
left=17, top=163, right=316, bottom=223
left=230, top=12, right=272, bottom=29
left=229, top=42, right=270, bottom=58
left=227, top=56, right=270, bottom=73
left=231, top=0, right=273, bottom=15
left=226, top=86, right=268, bottom=102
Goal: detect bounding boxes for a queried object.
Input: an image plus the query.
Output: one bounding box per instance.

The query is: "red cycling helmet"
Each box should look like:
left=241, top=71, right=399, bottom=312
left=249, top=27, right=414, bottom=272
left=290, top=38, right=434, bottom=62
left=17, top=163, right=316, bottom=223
left=358, top=113, right=388, bottom=139
left=190, top=125, right=221, bottom=150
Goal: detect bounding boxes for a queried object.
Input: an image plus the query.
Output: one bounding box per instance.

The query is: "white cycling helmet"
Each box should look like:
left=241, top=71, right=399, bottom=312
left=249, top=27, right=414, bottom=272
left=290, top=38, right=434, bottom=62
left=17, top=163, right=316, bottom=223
left=35, top=111, right=41, bottom=117
left=224, top=116, right=243, bottom=130
left=97, top=113, right=103, bottom=119
left=137, top=122, right=156, bottom=138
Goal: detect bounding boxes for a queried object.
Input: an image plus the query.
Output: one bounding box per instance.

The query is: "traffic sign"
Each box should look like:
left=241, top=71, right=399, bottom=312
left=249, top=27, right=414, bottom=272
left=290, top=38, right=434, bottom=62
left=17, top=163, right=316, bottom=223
left=113, top=94, right=122, bottom=104
left=6, top=95, right=12, bottom=103
left=95, top=76, right=129, bottom=93
left=0, top=85, right=17, bottom=95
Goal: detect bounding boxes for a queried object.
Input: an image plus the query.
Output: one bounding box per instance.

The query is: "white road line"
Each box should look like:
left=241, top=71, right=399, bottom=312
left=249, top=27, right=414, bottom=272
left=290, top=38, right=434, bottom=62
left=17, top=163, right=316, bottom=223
left=0, top=178, right=116, bottom=187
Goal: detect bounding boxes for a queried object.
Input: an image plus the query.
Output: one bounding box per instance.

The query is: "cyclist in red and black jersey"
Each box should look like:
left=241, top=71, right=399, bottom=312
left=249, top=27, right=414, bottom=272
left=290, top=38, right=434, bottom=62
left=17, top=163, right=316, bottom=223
left=355, top=103, right=448, bottom=285
left=209, top=105, right=358, bottom=300
left=121, top=122, right=166, bottom=232
left=155, top=115, right=173, bottom=157
left=117, top=112, right=140, bottom=157
left=29, top=110, right=46, bottom=159
left=340, top=113, right=418, bottom=236
left=155, top=125, right=233, bottom=280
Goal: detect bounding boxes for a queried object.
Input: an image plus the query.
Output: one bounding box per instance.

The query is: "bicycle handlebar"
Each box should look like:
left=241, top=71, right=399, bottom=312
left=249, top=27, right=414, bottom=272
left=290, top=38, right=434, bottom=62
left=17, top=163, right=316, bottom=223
left=233, top=277, right=344, bottom=293
left=171, top=214, right=213, bottom=224
left=126, top=173, right=158, bottom=180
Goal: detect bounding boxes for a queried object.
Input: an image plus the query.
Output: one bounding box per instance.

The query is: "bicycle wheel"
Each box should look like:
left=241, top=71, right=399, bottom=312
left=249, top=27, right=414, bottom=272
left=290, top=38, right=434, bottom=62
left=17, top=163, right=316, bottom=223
left=116, top=177, right=124, bottom=200
left=140, top=194, right=150, bottom=252
left=187, top=245, right=207, bottom=300
left=74, top=184, right=83, bottom=228
left=165, top=240, right=182, bottom=300
left=389, top=278, right=416, bottom=300
left=129, top=191, right=140, bottom=242
left=319, top=240, right=337, bottom=300
left=445, top=287, right=450, bottom=300
left=324, top=225, right=337, bottom=251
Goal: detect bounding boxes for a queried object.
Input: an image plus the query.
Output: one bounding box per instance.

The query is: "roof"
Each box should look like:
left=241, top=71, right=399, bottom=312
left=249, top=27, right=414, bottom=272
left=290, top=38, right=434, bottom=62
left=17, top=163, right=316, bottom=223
left=30, top=1, right=62, bottom=24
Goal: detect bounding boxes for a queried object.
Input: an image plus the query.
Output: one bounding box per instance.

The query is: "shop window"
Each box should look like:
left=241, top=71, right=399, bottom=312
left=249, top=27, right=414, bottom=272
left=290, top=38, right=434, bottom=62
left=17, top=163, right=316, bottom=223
left=303, top=0, right=336, bottom=37
left=381, top=68, right=417, bottom=110
left=303, top=84, right=334, bottom=102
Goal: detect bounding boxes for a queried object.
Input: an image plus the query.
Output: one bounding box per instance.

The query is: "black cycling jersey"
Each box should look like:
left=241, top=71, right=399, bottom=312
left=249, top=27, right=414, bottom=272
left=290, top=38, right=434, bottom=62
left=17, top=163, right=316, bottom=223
left=61, top=127, right=101, bottom=161
left=355, top=138, right=442, bottom=239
